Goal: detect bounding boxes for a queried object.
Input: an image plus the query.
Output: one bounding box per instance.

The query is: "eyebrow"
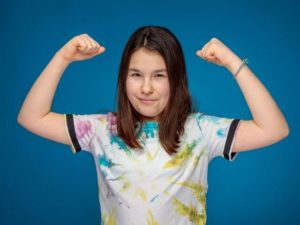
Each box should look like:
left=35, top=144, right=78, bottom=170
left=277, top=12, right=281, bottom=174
left=128, top=68, right=167, bottom=73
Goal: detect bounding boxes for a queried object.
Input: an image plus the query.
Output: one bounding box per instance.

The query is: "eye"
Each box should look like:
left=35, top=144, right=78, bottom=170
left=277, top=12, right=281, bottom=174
left=131, top=73, right=141, bottom=77
left=154, top=74, right=165, bottom=77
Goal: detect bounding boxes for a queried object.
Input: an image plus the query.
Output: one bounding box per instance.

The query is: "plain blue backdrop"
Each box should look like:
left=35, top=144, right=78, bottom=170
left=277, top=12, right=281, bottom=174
left=1, top=0, right=299, bottom=224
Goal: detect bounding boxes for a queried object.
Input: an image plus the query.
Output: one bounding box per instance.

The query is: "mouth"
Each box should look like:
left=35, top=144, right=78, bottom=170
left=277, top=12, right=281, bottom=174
left=139, top=98, right=157, bottom=104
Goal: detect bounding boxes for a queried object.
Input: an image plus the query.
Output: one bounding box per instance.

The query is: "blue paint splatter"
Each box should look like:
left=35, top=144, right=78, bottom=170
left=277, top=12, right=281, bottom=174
left=216, top=128, right=226, bottom=138
left=110, top=135, right=131, bottom=155
left=138, top=121, right=159, bottom=139
left=98, top=154, right=115, bottom=168
left=150, top=194, right=159, bottom=202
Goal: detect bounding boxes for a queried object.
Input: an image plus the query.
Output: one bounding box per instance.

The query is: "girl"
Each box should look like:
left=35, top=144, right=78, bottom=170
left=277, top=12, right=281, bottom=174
left=17, top=26, right=289, bottom=225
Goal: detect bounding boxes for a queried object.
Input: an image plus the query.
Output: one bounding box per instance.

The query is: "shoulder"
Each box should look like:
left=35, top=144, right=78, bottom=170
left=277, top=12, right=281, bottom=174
left=71, top=112, right=116, bottom=130
left=184, top=111, right=206, bottom=132
left=186, top=112, right=206, bottom=125
left=186, top=111, right=228, bottom=133
left=71, top=113, right=107, bottom=123
left=189, top=112, right=232, bottom=124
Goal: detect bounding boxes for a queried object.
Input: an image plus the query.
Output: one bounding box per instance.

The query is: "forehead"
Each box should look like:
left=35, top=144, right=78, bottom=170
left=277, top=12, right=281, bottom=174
left=129, top=48, right=166, bottom=70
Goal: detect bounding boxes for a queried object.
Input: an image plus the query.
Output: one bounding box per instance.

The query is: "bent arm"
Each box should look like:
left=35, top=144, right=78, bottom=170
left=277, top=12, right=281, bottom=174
left=17, top=34, right=105, bottom=146
left=227, top=56, right=289, bottom=152
left=200, top=37, right=289, bottom=153
left=17, top=52, right=72, bottom=145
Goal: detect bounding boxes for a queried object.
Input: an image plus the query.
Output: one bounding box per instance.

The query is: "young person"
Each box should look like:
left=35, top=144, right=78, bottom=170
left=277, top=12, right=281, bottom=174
left=18, top=26, right=289, bottom=225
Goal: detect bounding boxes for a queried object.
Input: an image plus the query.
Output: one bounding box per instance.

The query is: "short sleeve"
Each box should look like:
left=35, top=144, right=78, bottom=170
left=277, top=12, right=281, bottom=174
left=64, top=113, right=107, bottom=154
left=195, top=112, right=241, bottom=162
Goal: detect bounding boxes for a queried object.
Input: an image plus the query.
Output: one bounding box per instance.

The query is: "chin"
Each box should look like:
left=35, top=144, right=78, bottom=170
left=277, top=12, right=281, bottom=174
left=138, top=111, right=162, bottom=121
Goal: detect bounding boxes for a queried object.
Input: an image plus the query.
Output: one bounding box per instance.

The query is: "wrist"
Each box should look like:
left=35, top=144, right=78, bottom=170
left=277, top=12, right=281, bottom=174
left=55, top=51, right=73, bottom=66
left=226, top=56, right=243, bottom=74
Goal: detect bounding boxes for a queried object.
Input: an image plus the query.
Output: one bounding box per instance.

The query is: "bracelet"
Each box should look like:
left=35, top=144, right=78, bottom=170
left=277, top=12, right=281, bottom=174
left=233, top=58, right=249, bottom=79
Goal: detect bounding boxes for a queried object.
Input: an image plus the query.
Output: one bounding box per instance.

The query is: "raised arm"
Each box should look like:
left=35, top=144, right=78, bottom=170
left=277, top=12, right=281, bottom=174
left=17, top=34, right=105, bottom=146
left=196, top=38, right=289, bottom=153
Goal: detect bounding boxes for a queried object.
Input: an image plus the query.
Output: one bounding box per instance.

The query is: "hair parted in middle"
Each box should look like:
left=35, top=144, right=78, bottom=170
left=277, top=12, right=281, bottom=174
left=115, top=25, right=195, bottom=155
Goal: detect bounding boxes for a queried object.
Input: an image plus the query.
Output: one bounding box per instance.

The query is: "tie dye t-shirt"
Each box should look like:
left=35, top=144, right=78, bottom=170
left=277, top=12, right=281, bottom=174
left=65, top=112, right=240, bottom=225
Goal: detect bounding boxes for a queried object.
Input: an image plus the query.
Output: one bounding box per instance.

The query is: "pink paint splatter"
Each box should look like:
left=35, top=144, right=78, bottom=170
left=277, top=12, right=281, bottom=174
left=107, top=112, right=118, bottom=135
left=76, top=120, right=92, bottom=139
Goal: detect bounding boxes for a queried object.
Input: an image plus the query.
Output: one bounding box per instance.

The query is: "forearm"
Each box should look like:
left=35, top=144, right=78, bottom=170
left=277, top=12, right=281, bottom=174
left=227, top=56, right=289, bottom=134
left=18, top=52, right=70, bottom=124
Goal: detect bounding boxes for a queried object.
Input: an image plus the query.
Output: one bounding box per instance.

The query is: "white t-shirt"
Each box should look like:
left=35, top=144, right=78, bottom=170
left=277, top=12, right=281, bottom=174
left=65, top=112, right=240, bottom=225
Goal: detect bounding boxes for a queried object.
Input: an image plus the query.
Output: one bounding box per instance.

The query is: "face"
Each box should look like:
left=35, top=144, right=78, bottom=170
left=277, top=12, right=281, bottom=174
left=126, top=48, right=170, bottom=121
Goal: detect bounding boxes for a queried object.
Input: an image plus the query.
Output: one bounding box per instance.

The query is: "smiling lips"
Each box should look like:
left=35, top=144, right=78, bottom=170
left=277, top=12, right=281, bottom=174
left=139, top=98, right=157, bottom=104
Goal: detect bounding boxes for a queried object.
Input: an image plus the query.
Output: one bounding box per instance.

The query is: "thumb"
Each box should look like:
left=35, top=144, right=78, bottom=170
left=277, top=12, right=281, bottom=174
left=196, top=50, right=204, bottom=58
left=95, top=46, right=106, bottom=55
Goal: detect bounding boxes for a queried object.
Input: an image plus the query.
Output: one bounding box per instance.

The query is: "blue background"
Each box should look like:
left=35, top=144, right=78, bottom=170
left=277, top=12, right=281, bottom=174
left=1, top=0, right=299, bottom=224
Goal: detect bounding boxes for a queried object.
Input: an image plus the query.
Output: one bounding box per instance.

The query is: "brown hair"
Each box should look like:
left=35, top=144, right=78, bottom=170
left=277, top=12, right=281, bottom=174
left=115, top=25, right=195, bottom=155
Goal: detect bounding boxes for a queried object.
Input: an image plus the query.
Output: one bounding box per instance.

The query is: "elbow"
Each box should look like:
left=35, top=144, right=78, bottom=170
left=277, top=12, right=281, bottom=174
left=265, top=125, right=289, bottom=144
left=17, top=112, right=29, bottom=128
left=274, top=120, right=290, bottom=140
left=17, top=114, right=26, bottom=128
left=281, top=120, right=290, bottom=138
left=17, top=113, right=23, bottom=125
left=282, top=126, right=290, bottom=138
left=17, top=114, right=33, bottom=132
left=276, top=125, right=290, bottom=142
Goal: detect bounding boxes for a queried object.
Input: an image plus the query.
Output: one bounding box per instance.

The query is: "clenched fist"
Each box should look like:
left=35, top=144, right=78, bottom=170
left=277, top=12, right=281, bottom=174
left=57, top=34, right=105, bottom=63
left=196, top=38, right=240, bottom=69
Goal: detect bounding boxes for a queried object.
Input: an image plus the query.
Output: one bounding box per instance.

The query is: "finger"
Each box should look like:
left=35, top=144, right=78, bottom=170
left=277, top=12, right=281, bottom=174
left=201, top=41, right=212, bottom=57
left=196, top=49, right=209, bottom=60
left=197, top=49, right=205, bottom=59
left=76, top=36, right=89, bottom=53
left=86, top=36, right=101, bottom=53
left=85, top=45, right=106, bottom=58
left=81, top=34, right=94, bottom=54
left=206, top=48, right=216, bottom=59
left=196, top=49, right=217, bottom=65
left=86, top=36, right=103, bottom=54
left=92, top=40, right=102, bottom=53
left=95, top=46, right=106, bottom=55
left=197, top=41, right=212, bottom=60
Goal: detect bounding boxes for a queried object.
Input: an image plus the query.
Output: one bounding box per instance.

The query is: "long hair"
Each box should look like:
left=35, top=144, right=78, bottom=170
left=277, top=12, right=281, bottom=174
left=116, top=25, right=195, bottom=155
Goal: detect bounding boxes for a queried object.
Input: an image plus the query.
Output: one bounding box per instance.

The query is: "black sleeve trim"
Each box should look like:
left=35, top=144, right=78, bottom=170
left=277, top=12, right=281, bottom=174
left=66, top=114, right=81, bottom=153
left=223, top=119, right=240, bottom=160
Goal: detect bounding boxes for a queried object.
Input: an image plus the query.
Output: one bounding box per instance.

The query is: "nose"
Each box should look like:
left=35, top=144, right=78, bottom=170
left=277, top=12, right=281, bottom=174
left=141, top=79, right=154, bottom=95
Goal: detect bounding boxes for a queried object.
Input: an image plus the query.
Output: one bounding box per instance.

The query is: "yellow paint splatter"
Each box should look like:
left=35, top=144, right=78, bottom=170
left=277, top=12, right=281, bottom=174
left=147, top=209, right=159, bottom=225
left=172, top=197, right=206, bottom=225
left=146, top=146, right=160, bottom=161
left=193, top=148, right=206, bottom=166
left=98, top=116, right=107, bottom=125
left=175, top=181, right=207, bottom=208
left=135, top=188, right=148, bottom=201
left=102, top=209, right=117, bottom=225
left=120, top=180, right=131, bottom=193
left=163, top=140, right=198, bottom=169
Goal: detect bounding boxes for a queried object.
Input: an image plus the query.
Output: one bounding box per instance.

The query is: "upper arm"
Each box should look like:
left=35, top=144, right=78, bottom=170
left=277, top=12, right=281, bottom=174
left=18, top=112, right=71, bottom=146
left=232, top=120, right=288, bottom=153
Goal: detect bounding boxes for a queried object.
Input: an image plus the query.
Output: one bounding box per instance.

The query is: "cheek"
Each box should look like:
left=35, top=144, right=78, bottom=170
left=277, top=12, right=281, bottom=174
left=126, top=79, right=135, bottom=95
left=159, top=81, right=170, bottom=99
left=126, top=80, right=139, bottom=103
left=125, top=80, right=130, bottom=95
